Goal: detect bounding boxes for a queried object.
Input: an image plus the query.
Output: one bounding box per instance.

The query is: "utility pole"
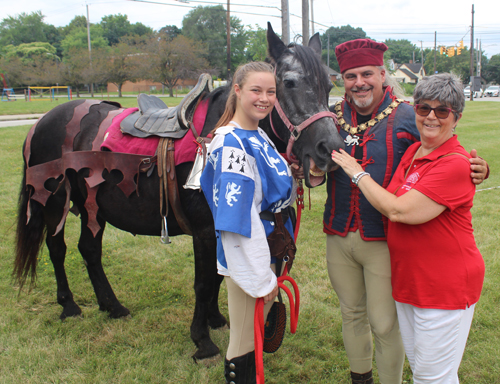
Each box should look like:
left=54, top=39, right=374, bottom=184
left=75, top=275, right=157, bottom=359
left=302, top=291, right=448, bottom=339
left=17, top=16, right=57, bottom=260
left=478, top=39, right=482, bottom=76
left=302, top=0, right=309, bottom=45
left=470, top=4, right=474, bottom=101
left=226, top=0, right=231, bottom=80
left=310, top=0, right=315, bottom=35
left=86, top=4, right=94, bottom=97
left=281, top=0, right=289, bottom=44
left=327, top=34, right=330, bottom=68
left=433, top=31, right=437, bottom=74
left=420, top=40, right=424, bottom=68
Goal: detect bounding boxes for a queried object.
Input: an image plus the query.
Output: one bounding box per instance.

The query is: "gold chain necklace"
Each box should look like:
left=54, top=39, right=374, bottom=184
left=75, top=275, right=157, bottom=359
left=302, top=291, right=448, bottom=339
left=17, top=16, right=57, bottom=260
left=334, top=99, right=404, bottom=135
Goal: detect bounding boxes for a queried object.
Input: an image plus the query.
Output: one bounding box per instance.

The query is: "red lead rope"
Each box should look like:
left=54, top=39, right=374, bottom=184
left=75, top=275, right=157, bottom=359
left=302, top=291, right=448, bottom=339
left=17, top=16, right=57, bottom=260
left=254, top=266, right=300, bottom=384
left=294, top=179, right=304, bottom=241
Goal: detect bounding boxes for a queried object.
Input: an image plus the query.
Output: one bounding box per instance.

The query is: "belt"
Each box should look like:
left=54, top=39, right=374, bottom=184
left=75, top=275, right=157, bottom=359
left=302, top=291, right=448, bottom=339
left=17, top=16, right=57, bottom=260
left=259, top=208, right=290, bottom=223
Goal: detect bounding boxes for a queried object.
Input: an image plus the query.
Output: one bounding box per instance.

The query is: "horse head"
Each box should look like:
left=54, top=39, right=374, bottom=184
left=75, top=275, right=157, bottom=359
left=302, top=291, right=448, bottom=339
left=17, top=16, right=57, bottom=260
left=266, top=23, right=344, bottom=188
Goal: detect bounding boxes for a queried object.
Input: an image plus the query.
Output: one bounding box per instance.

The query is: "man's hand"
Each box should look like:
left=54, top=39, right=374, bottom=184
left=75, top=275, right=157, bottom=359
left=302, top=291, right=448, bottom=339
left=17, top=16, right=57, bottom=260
left=469, top=149, right=489, bottom=185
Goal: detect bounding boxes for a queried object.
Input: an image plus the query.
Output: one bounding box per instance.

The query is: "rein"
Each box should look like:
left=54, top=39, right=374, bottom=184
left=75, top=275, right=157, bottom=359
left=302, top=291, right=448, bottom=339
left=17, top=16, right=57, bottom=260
left=254, top=265, right=300, bottom=384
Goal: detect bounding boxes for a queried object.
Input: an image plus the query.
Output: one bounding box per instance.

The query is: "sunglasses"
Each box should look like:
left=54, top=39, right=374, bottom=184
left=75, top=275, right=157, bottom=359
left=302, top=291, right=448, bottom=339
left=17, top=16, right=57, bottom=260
left=414, top=104, right=456, bottom=119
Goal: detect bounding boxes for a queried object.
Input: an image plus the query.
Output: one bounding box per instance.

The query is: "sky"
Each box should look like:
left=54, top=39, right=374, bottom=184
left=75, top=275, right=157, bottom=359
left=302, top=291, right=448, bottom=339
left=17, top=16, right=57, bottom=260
left=4, top=0, right=500, bottom=58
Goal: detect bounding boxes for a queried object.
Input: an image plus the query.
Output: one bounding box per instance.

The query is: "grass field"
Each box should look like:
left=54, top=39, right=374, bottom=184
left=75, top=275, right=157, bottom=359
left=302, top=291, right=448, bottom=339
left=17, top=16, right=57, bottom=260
left=0, top=101, right=498, bottom=383
left=0, top=96, right=183, bottom=116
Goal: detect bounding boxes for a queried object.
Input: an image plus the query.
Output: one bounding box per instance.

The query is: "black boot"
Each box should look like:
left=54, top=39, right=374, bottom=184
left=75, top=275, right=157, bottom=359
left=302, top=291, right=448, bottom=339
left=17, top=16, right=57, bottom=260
left=224, top=351, right=256, bottom=384
left=351, top=370, right=374, bottom=384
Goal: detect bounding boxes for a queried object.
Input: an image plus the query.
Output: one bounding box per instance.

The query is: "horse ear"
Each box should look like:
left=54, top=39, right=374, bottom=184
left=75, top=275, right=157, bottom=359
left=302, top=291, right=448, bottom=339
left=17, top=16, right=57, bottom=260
left=267, top=22, right=286, bottom=63
left=308, top=33, right=322, bottom=57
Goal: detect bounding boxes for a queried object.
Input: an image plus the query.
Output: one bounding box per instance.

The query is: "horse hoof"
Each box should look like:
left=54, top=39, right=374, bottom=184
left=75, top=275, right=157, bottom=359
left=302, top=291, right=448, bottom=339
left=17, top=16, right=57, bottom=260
left=192, top=339, right=220, bottom=362
left=60, top=304, right=82, bottom=320
left=107, top=305, right=131, bottom=319
left=193, top=353, right=222, bottom=366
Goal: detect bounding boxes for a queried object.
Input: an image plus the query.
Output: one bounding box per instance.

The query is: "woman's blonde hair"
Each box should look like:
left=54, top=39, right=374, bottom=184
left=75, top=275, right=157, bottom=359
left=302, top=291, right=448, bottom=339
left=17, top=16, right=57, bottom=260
left=214, top=61, right=275, bottom=131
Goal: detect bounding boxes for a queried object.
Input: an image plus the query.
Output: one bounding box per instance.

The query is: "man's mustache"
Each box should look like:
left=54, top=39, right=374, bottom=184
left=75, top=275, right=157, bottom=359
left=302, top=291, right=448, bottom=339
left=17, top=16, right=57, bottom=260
left=351, top=86, right=373, bottom=93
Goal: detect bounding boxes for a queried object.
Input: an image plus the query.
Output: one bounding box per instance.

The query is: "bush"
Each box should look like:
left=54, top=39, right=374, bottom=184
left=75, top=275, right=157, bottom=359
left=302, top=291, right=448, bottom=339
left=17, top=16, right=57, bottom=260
left=400, top=82, right=416, bottom=97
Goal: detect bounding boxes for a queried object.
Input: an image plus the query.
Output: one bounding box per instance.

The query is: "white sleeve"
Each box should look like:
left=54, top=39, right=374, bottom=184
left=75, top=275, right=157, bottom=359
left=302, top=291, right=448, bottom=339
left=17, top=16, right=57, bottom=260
left=220, top=201, right=277, bottom=298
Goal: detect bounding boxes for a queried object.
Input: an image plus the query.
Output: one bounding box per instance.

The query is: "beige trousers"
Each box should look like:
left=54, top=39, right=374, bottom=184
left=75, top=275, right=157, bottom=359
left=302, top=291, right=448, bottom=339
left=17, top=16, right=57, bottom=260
left=225, top=276, right=275, bottom=359
left=326, top=231, right=404, bottom=384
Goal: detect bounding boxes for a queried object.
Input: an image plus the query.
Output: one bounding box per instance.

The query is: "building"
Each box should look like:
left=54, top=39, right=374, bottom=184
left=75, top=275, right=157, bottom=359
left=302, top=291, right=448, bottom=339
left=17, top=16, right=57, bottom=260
left=391, top=63, right=426, bottom=84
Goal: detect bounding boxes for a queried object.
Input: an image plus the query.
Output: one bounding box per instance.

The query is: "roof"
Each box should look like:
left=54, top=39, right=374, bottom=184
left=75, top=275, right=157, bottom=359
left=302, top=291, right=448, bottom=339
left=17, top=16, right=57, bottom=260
left=327, top=67, right=341, bottom=77
left=403, top=63, right=422, bottom=73
left=398, top=68, right=419, bottom=80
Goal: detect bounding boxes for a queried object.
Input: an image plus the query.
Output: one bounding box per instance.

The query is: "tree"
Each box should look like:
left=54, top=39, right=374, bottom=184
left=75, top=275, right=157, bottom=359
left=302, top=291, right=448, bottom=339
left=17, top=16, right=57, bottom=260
left=182, top=5, right=247, bottom=77
left=1, top=42, right=60, bottom=86
left=3, top=42, right=58, bottom=62
left=482, top=55, right=500, bottom=85
left=384, top=39, right=419, bottom=64
left=321, top=25, right=368, bottom=72
left=99, top=14, right=153, bottom=46
left=58, top=47, right=93, bottom=97
left=423, top=48, right=472, bottom=82
left=60, top=25, right=108, bottom=57
left=0, top=11, right=48, bottom=48
left=96, top=38, right=142, bottom=97
left=142, top=33, right=209, bottom=97
left=159, top=25, right=182, bottom=41
left=61, top=16, right=88, bottom=37
left=245, top=25, right=267, bottom=62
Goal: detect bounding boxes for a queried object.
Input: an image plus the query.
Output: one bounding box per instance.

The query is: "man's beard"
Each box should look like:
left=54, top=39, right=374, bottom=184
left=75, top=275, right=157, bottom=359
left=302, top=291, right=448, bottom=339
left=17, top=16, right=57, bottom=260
left=350, top=86, right=374, bottom=110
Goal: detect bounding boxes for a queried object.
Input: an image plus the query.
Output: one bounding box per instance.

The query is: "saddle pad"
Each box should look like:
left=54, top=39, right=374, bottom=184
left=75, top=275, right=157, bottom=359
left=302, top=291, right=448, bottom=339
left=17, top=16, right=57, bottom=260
left=174, top=98, right=209, bottom=165
left=101, top=108, right=160, bottom=156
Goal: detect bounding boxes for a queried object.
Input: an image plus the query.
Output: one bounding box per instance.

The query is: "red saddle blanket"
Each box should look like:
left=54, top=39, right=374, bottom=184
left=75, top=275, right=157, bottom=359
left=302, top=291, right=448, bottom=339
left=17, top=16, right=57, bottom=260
left=101, top=99, right=209, bottom=164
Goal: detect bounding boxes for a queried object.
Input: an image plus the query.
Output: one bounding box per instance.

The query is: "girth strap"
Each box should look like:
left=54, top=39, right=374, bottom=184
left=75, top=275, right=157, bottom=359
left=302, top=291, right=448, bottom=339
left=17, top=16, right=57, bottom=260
left=158, top=138, right=193, bottom=236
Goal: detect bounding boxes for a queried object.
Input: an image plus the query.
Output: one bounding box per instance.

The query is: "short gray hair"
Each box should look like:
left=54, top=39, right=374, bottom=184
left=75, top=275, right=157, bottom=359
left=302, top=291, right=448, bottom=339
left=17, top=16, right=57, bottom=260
left=413, top=73, right=464, bottom=120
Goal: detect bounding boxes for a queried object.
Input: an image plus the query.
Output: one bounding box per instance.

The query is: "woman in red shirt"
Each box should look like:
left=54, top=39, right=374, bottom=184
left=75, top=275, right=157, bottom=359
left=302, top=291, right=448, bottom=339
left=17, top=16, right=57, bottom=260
left=331, top=73, right=485, bottom=383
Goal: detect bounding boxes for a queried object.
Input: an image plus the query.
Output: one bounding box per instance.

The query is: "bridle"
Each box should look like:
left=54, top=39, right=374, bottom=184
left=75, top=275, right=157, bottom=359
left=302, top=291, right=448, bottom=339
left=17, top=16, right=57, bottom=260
left=270, top=66, right=337, bottom=163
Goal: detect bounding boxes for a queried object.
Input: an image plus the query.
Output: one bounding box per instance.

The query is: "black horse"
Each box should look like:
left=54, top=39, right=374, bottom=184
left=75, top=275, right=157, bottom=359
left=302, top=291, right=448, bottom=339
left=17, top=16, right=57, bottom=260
left=14, top=24, right=344, bottom=361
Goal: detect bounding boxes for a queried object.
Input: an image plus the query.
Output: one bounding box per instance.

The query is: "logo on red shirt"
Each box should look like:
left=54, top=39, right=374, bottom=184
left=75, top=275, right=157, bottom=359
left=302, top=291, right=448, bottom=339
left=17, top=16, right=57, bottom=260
left=402, top=172, right=420, bottom=191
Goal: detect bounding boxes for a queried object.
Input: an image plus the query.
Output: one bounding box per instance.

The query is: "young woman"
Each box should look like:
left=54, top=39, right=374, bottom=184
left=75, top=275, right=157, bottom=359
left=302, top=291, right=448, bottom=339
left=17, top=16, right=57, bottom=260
left=200, top=62, right=295, bottom=384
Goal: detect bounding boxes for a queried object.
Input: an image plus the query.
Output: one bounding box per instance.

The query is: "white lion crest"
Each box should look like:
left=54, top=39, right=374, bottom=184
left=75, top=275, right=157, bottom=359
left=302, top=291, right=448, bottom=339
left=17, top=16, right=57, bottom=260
left=225, top=182, right=241, bottom=207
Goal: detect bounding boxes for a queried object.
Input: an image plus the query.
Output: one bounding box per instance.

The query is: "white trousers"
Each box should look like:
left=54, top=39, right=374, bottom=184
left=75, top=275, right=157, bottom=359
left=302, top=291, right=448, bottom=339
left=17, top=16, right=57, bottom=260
left=395, top=302, right=475, bottom=384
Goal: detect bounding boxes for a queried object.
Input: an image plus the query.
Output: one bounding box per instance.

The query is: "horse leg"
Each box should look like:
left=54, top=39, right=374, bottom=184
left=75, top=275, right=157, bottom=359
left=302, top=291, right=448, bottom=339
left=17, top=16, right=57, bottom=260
left=208, top=273, right=226, bottom=329
left=77, top=210, right=130, bottom=318
left=42, top=195, right=82, bottom=320
left=190, top=226, right=227, bottom=361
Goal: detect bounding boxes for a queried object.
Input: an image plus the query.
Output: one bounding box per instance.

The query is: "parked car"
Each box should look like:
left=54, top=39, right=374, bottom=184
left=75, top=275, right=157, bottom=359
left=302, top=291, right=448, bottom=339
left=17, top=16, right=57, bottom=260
left=484, top=85, right=500, bottom=97
left=464, top=86, right=483, bottom=98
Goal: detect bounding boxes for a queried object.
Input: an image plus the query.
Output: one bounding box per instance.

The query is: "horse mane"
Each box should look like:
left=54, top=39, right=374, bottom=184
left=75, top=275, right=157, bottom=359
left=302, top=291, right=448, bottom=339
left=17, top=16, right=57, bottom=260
left=283, top=43, right=330, bottom=103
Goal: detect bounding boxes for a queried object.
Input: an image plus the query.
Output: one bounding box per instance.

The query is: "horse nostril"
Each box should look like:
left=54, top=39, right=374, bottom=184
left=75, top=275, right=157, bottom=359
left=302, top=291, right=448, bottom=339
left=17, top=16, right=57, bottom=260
left=315, top=140, right=333, bottom=165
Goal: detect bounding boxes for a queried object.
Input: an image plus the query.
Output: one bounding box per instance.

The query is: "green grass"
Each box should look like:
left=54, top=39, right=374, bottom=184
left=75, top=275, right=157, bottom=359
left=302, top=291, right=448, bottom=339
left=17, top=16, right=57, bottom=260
left=0, top=102, right=499, bottom=383
left=0, top=96, right=183, bottom=116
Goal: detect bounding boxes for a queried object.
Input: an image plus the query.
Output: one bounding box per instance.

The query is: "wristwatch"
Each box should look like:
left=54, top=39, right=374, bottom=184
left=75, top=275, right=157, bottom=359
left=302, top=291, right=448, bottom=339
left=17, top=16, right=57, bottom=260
left=351, top=171, right=370, bottom=186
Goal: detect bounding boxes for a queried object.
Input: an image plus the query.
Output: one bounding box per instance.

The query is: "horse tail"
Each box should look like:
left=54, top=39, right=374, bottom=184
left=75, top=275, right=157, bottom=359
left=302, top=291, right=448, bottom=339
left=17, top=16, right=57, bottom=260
left=13, top=161, right=47, bottom=290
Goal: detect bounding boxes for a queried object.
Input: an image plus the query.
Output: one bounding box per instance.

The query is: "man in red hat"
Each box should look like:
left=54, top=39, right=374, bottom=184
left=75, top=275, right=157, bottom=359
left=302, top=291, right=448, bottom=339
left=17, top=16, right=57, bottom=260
left=321, top=39, right=488, bottom=384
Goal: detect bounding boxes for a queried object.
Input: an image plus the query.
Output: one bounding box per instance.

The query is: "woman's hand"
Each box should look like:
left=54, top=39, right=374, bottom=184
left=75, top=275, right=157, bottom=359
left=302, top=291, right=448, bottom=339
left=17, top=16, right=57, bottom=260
left=262, top=284, right=279, bottom=304
left=290, top=163, right=304, bottom=179
left=331, top=149, right=364, bottom=179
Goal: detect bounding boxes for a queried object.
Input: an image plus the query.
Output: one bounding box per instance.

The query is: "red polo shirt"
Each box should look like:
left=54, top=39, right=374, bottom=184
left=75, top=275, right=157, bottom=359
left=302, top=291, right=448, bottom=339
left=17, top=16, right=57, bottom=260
left=387, top=135, right=484, bottom=310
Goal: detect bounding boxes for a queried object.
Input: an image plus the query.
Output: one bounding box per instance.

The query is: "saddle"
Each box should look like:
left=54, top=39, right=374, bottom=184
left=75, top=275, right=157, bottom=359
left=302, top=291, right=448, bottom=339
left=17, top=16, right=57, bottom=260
left=120, top=73, right=213, bottom=139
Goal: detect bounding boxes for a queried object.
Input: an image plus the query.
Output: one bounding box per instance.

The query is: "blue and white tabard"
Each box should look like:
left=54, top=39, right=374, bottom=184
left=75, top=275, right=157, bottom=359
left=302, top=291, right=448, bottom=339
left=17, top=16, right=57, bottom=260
left=200, top=123, right=295, bottom=298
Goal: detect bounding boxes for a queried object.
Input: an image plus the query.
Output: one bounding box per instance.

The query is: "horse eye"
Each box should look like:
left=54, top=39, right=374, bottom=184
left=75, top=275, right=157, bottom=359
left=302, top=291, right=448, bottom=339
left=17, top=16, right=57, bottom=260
left=283, top=79, right=295, bottom=89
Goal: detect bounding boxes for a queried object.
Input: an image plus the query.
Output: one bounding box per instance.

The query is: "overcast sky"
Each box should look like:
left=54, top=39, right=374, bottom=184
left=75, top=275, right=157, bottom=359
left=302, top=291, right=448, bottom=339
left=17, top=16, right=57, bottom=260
left=4, top=0, right=499, bottom=58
